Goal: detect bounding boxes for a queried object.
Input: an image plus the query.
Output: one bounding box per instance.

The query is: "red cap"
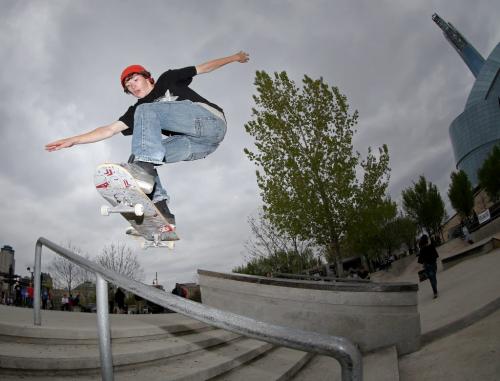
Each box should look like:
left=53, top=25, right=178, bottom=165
left=120, top=65, right=150, bottom=88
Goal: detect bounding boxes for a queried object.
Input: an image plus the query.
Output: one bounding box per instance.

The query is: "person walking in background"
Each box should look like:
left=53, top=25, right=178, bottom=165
left=42, top=288, right=48, bottom=310
left=27, top=284, right=34, bottom=308
left=74, top=293, right=80, bottom=309
left=115, top=288, right=125, bottom=314
left=461, top=224, right=474, bottom=244
left=418, top=234, right=439, bottom=299
left=61, top=294, right=69, bottom=311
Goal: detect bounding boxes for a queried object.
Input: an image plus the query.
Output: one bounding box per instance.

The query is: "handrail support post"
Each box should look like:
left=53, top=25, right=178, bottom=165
left=96, top=275, right=114, bottom=381
left=33, top=240, right=42, bottom=326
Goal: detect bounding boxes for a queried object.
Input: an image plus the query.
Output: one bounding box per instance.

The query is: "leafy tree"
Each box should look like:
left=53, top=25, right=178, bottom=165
left=244, top=71, right=390, bottom=275
left=234, top=249, right=320, bottom=276
left=477, top=145, right=500, bottom=202
left=345, top=198, right=397, bottom=259
left=397, top=215, right=419, bottom=254
left=402, top=176, right=447, bottom=241
left=378, top=216, right=404, bottom=257
left=448, top=170, right=474, bottom=220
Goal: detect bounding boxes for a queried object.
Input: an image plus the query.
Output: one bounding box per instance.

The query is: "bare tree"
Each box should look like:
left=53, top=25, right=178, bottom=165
left=236, top=210, right=322, bottom=276
left=96, top=242, right=145, bottom=281
left=49, top=242, right=86, bottom=293
left=243, top=210, right=320, bottom=265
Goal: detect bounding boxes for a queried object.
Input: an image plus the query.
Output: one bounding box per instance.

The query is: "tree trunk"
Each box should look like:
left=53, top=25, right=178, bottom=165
left=328, top=238, right=344, bottom=278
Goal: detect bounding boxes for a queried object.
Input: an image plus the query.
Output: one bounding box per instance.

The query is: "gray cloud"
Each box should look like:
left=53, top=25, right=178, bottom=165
left=1, top=0, right=499, bottom=287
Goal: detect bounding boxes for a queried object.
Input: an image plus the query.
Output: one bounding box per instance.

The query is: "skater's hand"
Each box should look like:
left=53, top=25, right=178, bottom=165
left=45, top=138, right=75, bottom=152
left=196, top=52, right=250, bottom=74
left=45, top=122, right=127, bottom=152
left=234, top=51, right=249, bottom=63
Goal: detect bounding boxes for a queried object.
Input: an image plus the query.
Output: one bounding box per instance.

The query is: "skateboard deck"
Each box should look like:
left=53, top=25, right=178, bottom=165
left=94, top=163, right=179, bottom=249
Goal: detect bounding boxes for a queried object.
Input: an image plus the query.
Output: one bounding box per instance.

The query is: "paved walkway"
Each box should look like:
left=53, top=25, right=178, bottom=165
left=370, top=234, right=500, bottom=335
left=418, top=245, right=500, bottom=334
left=389, top=233, right=500, bottom=380
left=0, top=306, right=204, bottom=338
left=399, top=308, right=500, bottom=380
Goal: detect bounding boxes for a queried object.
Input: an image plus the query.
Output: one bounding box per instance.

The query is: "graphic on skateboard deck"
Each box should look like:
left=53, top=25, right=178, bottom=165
left=94, top=163, right=179, bottom=249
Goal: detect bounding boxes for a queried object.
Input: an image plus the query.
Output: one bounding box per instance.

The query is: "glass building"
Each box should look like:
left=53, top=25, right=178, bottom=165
left=433, top=14, right=500, bottom=187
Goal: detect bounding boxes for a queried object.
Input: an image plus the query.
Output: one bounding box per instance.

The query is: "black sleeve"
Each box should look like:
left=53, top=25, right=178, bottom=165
left=118, top=106, right=135, bottom=135
left=432, top=245, right=439, bottom=259
left=164, top=66, right=197, bottom=86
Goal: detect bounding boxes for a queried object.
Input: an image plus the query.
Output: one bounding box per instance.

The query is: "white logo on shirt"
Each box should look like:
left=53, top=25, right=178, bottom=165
left=157, top=89, right=178, bottom=102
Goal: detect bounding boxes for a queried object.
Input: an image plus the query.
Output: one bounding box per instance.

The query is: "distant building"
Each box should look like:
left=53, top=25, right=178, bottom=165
left=0, top=245, right=15, bottom=299
left=0, top=245, right=15, bottom=275
left=433, top=14, right=500, bottom=186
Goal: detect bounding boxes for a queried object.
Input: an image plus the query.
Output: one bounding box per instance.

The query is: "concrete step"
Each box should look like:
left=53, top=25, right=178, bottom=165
left=115, top=337, right=273, bottom=381
left=0, top=329, right=240, bottom=374
left=0, top=338, right=274, bottom=380
left=291, top=345, right=399, bottom=381
left=0, top=309, right=211, bottom=344
left=0, top=324, right=215, bottom=345
left=211, top=346, right=314, bottom=380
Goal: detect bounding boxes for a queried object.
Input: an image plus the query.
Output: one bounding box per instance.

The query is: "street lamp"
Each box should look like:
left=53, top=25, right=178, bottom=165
left=27, top=267, right=34, bottom=284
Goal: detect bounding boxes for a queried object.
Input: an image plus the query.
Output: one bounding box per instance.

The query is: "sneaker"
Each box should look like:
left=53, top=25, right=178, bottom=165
left=125, top=226, right=141, bottom=236
left=122, top=162, right=156, bottom=194
left=154, top=200, right=176, bottom=225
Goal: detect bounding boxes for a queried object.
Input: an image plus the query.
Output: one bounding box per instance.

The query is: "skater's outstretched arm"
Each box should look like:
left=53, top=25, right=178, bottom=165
left=45, top=121, right=128, bottom=152
left=196, top=51, right=249, bottom=75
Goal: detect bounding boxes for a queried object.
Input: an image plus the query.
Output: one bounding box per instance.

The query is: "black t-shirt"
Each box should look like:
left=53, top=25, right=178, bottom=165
left=418, top=244, right=439, bottom=265
left=119, top=66, right=223, bottom=136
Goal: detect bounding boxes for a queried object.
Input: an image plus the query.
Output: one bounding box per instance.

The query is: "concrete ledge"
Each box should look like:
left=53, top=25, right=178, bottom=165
left=199, top=269, right=418, bottom=292
left=421, top=294, right=500, bottom=346
left=198, top=270, right=421, bottom=354
left=442, top=237, right=500, bottom=270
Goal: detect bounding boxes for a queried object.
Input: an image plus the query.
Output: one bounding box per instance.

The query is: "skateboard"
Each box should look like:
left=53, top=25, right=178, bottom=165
left=94, top=163, right=179, bottom=249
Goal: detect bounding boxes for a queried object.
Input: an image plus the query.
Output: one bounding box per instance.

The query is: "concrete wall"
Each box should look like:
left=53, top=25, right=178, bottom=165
left=472, top=216, right=500, bottom=242
left=199, top=270, right=421, bottom=355
left=442, top=237, right=500, bottom=270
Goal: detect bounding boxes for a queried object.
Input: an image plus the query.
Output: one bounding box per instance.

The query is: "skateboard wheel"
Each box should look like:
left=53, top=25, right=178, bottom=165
left=134, top=204, right=144, bottom=217
left=100, top=205, right=110, bottom=216
left=166, top=241, right=175, bottom=250
left=134, top=204, right=144, bottom=216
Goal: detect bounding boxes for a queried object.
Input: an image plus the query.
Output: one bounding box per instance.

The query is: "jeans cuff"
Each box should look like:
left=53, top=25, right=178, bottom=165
left=134, top=155, right=164, bottom=165
left=152, top=195, right=170, bottom=204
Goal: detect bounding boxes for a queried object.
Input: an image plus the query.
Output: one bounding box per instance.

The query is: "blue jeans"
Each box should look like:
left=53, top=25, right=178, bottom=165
left=423, top=263, right=438, bottom=295
left=131, top=100, right=227, bottom=203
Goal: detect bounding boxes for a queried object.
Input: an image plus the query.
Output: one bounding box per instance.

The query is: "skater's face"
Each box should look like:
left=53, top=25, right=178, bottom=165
left=124, top=74, right=154, bottom=99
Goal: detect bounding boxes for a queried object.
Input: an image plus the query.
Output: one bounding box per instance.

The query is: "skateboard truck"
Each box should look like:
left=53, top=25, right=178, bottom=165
left=142, top=233, right=175, bottom=250
left=100, top=203, right=144, bottom=217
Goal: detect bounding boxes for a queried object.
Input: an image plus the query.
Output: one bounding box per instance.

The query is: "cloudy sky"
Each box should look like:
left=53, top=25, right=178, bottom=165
left=1, top=0, right=499, bottom=288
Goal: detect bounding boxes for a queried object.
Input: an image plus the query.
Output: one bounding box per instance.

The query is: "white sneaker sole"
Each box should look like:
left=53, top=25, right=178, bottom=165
left=135, top=178, right=154, bottom=194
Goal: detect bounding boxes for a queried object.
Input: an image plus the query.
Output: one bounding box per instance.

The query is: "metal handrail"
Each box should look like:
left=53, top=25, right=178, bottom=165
left=33, top=237, right=363, bottom=381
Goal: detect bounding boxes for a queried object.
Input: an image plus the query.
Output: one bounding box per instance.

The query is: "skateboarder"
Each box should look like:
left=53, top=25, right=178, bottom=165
left=46, top=51, right=250, bottom=226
